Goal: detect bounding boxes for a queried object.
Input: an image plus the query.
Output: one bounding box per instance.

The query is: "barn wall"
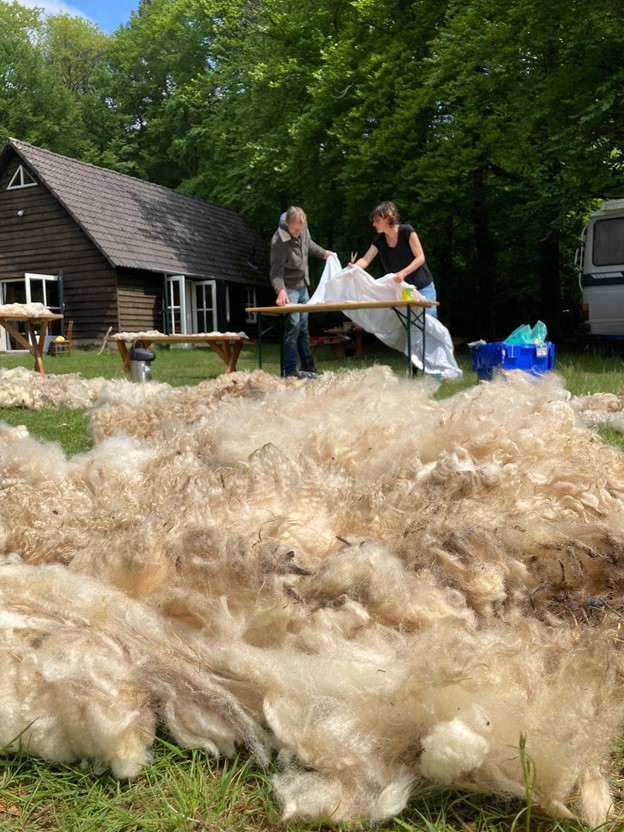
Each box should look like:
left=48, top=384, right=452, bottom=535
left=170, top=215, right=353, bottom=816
left=227, top=280, right=274, bottom=335
left=0, top=154, right=119, bottom=340
left=0, top=147, right=272, bottom=342
left=117, top=270, right=163, bottom=332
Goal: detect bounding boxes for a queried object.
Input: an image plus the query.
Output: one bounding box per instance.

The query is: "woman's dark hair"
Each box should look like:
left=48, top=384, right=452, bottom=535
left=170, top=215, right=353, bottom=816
left=370, top=201, right=400, bottom=226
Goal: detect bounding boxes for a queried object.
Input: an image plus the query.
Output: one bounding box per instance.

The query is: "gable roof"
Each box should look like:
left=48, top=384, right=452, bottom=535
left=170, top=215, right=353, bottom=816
left=1, top=138, right=269, bottom=286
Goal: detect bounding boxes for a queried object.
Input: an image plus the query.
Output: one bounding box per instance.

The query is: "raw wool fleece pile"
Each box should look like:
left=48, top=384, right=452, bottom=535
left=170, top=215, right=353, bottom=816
left=1, top=367, right=624, bottom=827
left=571, top=390, right=624, bottom=432
left=0, top=367, right=105, bottom=409
left=0, top=302, right=51, bottom=317
left=110, top=330, right=249, bottom=339
left=89, top=372, right=283, bottom=442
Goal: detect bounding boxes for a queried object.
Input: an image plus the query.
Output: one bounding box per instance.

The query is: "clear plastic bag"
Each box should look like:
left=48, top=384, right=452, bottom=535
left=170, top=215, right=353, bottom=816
left=504, top=320, right=547, bottom=345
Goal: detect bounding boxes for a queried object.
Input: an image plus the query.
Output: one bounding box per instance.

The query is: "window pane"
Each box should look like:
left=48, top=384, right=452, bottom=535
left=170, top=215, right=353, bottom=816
left=46, top=281, right=60, bottom=309
left=593, top=218, right=624, bottom=266
left=30, top=280, right=44, bottom=304
left=4, top=283, right=26, bottom=303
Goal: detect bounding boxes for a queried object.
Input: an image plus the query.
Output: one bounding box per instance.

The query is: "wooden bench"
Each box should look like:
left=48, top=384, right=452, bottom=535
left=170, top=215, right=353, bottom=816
left=106, top=332, right=252, bottom=374
left=310, top=334, right=352, bottom=360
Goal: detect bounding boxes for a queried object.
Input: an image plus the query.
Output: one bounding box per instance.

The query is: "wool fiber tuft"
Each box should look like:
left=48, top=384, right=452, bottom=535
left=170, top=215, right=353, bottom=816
left=0, top=367, right=622, bottom=826
left=0, top=367, right=104, bottom=409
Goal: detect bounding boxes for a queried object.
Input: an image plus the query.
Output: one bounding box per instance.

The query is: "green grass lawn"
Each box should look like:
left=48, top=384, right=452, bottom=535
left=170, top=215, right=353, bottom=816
left=2, top=738, right=621, bottom=832
left=1, top=338, right=624, bottom=831
left=4, top=739, right=620, bottom=832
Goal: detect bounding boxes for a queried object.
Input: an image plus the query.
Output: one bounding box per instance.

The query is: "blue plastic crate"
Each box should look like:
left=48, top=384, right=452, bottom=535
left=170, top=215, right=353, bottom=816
left=471, top=341, right=555, bottom=381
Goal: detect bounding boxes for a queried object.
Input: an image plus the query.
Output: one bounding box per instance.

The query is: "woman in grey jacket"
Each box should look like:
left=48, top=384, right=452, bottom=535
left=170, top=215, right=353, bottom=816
left=270, top=206, right=333, bottom=378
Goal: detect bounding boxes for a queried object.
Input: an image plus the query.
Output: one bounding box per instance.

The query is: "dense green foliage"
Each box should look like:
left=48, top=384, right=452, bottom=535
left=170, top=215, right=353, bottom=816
left=2, top=0, right=624, bottom=336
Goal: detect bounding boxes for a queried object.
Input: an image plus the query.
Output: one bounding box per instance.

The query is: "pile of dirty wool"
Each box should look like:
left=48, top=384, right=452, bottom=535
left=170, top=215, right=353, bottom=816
left=570, top=390, right=624, bottom=432
left=88, top=371, right=282, bottom=441
left=0, top=367, right=623, bottom=828
left=0, top=366, right=105, bottom=409
left=109, top=329, right=250, bottom=340
left=0, top=301, right=52, bottom=316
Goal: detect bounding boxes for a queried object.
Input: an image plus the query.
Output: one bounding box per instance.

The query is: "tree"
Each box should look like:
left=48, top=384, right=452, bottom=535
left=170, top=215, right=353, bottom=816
left=90, top=0, right=221, bottom=184
left=183, top=0, right=357, bottom=239
left=419, top=0, right=624, bottom=337
left=0, top=2, right=80, bottom=154
left=41, top=14, right=107, bottom=95
left=50, top=0, right=623, bottom=337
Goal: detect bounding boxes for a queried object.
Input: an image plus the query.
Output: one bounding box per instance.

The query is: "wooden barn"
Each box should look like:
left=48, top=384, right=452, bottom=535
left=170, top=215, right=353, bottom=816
left=0, top=138, right=272, bottom=349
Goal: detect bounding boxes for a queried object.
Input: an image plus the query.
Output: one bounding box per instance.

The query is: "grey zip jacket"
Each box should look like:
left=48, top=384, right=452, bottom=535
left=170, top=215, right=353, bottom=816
left=270, top=225, right=327, bottom=293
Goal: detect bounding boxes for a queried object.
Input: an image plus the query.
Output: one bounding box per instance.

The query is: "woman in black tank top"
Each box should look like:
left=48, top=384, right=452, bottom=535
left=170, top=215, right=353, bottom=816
left=353, top=200, right=438, bottom=316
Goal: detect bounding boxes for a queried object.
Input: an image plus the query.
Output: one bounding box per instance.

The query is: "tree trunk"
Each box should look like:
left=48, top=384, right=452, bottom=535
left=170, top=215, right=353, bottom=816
left=472, top=167, right=497, bottom=339
left=435, top=208, right=454, bottom=325
left=538, top=235, right=561, bottom=340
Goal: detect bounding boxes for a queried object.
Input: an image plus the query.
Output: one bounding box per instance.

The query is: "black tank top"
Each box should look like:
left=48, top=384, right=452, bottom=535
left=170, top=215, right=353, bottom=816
left=373, top=224, right=433, bottom=289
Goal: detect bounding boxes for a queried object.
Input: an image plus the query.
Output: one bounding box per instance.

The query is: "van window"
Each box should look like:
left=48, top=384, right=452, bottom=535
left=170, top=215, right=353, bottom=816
left=593, top=217, right=624, bottom=266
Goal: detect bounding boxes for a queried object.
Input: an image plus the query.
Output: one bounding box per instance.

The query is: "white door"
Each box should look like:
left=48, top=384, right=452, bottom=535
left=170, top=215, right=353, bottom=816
left=165, top=275, right=187, bottom=334
left=0, top=273, right=61, bottom=350
left=193, top=280, right=217, bottom=333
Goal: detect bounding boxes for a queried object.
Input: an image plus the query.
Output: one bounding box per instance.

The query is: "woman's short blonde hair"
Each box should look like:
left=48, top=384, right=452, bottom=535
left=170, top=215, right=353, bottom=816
left=285, top=206, right=308, bottom=227
left=370, top=200, right=400, bottom=227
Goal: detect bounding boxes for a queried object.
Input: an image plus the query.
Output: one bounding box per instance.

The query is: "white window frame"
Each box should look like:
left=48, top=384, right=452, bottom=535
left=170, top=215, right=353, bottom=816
left=0, top=273, right=61, bottom=350
left=192, top=280, right=217, bottom=333
left=245, top=286, right=257, bottom=323
left=7, top=165, right=38, bottom=190
left=165, top=275, right=187, bottom=334
left=24, top=273, right=61, bottom=309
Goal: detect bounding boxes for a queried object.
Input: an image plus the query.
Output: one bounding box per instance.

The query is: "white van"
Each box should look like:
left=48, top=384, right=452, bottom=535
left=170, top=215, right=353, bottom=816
left=576, top=199, right=624, bottom=335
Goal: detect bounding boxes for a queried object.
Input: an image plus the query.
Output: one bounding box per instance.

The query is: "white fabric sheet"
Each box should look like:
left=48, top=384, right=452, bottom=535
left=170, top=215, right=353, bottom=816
left=308, top=255, right=462, bottom=380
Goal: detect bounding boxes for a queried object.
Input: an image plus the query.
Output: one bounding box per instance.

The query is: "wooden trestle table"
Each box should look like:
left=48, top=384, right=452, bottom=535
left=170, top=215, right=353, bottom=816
left=245, top=298, right=438, bottom=377
left=106, top=333, right=252, bottom=374
left=0, top=311, right=64, bottom=374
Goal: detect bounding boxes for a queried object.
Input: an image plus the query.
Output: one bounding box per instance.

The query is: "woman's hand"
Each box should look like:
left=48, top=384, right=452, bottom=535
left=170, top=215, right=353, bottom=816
left=276, top=289, right=289, bottom=307
left=393, top=272, right=403, bottom=284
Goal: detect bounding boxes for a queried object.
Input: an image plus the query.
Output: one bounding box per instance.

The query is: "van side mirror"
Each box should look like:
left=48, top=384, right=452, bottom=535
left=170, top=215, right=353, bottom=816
left=573, top=246, right=582, bottom=271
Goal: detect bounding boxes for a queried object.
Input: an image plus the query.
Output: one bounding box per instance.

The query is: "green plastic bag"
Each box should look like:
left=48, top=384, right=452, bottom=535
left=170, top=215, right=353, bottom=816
left=504, top=320, right=547, bottom=345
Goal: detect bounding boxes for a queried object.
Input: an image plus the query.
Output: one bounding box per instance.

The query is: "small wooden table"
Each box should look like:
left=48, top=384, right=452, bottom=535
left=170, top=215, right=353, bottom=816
left=106, top=333, right=252, bottom=374
left=246, top=299, right=436, bottom=376
left=0, top=311, right=64, bottom=374
left=322, top=325, right=365, bottom=359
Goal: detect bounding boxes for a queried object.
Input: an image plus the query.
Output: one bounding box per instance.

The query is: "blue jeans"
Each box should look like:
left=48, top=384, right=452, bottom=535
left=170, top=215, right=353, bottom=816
left=282, top=286, right=316, bottom=376
left=419, top=281, right=438, bottom=317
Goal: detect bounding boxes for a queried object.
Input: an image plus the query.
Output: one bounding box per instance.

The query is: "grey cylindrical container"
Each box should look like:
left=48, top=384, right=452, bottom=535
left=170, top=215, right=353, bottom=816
left=129, top=342, right=156, bottom=382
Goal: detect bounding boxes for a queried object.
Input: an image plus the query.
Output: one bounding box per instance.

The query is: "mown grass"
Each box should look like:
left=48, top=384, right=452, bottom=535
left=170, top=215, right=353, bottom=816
left=1, top=337, right=624, bottom=831
left=2, top=740, right=621, bottom=832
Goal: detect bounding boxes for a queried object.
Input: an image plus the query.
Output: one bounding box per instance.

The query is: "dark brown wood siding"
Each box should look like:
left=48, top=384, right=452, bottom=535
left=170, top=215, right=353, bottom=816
left=117, top=269, right=163, bottom=332
left=1, top=148, right=273, bottom=340
left=227, top=280, right=274, bottom=335
left=0, top=154, right=119, bottom=340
